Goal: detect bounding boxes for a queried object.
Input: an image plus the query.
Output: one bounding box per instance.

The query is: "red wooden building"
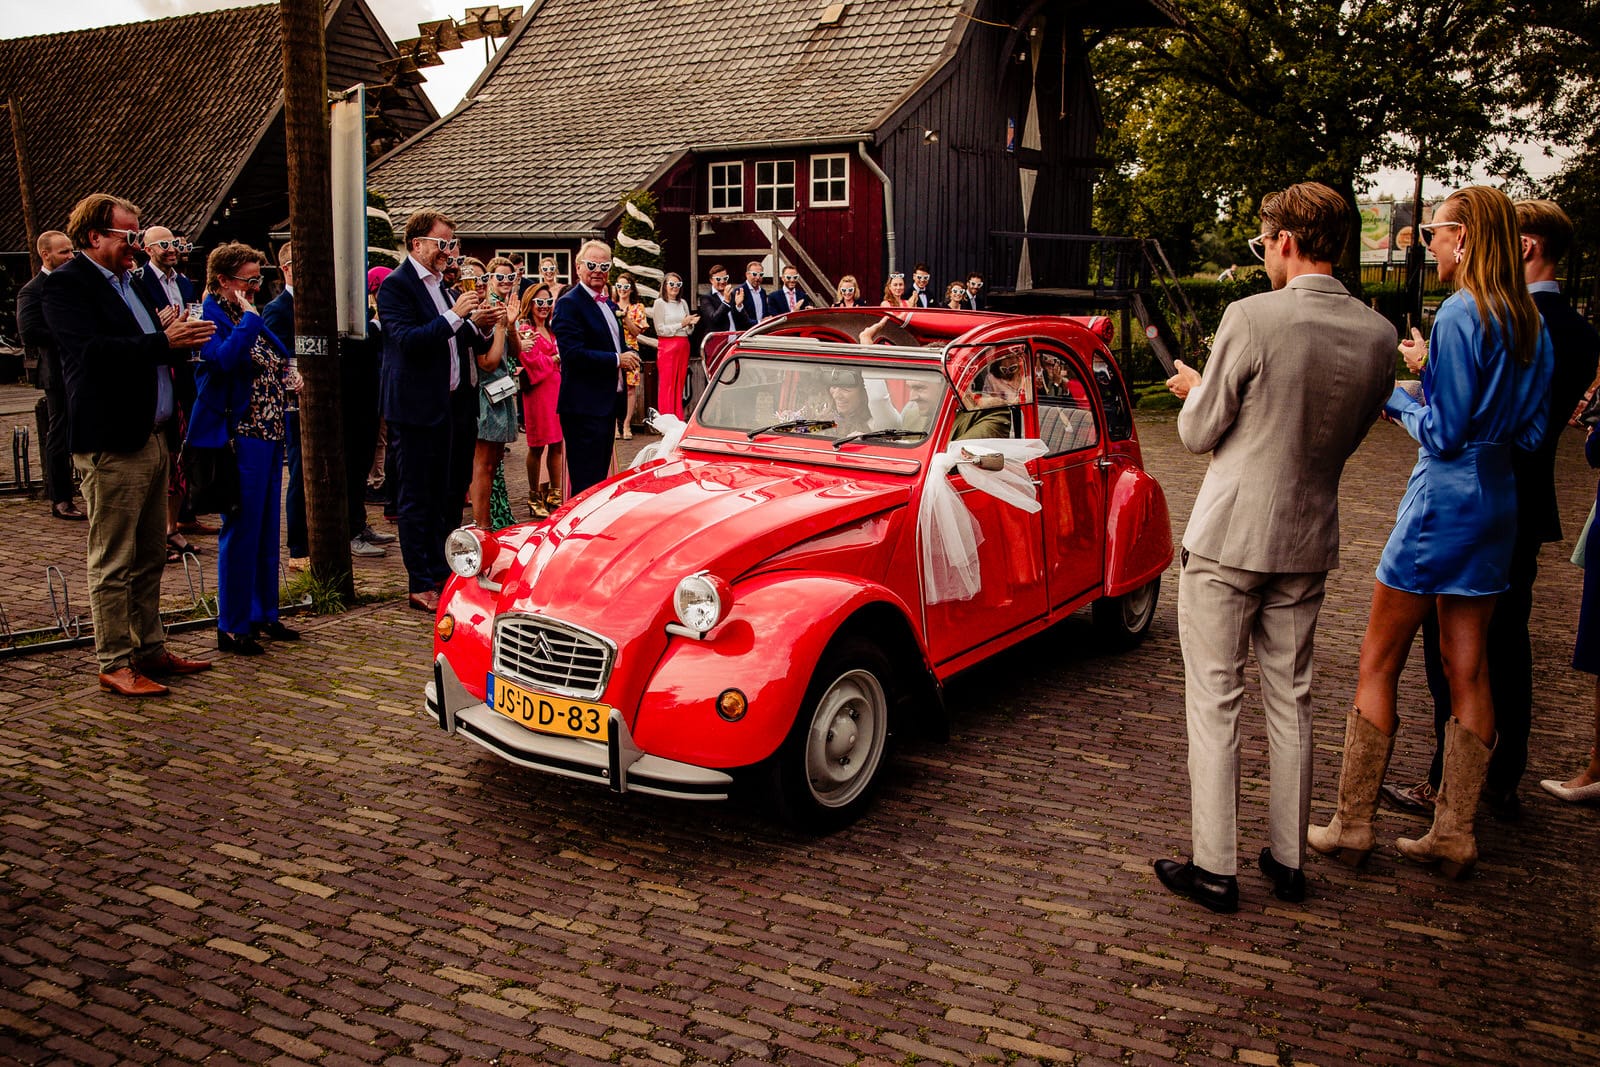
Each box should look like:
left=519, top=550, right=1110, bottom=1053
left=369, top=0, right=1175, bottom=303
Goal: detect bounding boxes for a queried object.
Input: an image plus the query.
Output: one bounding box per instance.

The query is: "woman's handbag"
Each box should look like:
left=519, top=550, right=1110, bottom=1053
left=483, top=373, right=518, bottom=405
left=183, top=437, right=241, bottom=515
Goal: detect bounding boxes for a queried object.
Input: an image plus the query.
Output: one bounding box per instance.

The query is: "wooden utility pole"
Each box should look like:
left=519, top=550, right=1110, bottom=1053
left=5, top=98, right=40, bottom=274
left=278, top=0, right=354, bottom=601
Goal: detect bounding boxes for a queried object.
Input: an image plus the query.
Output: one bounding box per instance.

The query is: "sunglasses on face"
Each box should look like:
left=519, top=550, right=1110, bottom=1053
left=580, top=260, right=612, bottom=272
left=532, top=298, right=554, bottom=307
left=712, top=274, right=728, bottom=283
left=968, top=280, right=983, bottom=289
left=540, top=266, right=557, bottom=273
left=148, top=239, right=181, bottom=251
left=1247, top=230, right=1289, bottom=261
left=783, top=276, right=800, bottom=284
left=913, top=274, right=930, bottom=283
left=1418, top=220, right=1465, bottom=247
left=888, top=272, right=904, bottom=280
left=227, top=274, right=264, bottom=289
left=488, top=271, right=516, bottom=282
left=667, top=280, right=682, bottom=288
left=950, top=288, right=967, bottom=298
left=839, top=286, right=856, bottom=294
left=416, top=235, right=461, bottom=251
left=615, top=283, right=632, bottom=291
left=101, top=227, right=144, bottom=247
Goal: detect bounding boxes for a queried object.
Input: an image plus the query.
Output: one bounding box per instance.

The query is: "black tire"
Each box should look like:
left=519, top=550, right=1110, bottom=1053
left=1092, top=576, right=1160, bottom=651
left=769, top=636, right=894, bottom=832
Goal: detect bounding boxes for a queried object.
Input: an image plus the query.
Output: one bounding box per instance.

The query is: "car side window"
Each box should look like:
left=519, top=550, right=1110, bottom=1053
left=1035, top=349, right=1099, bottom=455
left=1092, top=353, right=1135, bottom=442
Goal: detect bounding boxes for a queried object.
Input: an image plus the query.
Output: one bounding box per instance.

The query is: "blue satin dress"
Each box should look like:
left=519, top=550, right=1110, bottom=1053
left=1377, top=290, right=1554, bottom=596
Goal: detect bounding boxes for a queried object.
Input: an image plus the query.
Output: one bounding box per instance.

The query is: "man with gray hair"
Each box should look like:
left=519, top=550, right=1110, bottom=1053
left=16, top=230, right=82, bottom=520
left=552, top=239, right=642, bottom=495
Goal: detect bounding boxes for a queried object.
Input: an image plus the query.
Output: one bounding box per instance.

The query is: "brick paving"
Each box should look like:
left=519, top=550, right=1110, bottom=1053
left=2, top=382, right=1598, bottom=1065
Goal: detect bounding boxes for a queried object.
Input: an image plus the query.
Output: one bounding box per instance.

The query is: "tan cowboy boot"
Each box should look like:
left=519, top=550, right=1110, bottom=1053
left=529, top=483, right=550, bottom=520
left=1308, top=709, right=1395, bottom=867
left=1396, top=719, right=1491, bottom=879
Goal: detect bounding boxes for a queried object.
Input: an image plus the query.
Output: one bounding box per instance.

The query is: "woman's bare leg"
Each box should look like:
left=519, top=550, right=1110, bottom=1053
left=1354, top=582, right=1435, bottom=735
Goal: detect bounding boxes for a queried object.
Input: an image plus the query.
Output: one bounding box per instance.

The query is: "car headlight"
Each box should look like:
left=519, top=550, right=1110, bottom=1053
left=445, top=526, right=494, bottom=578
left=673, top=572, right=731, bottom=634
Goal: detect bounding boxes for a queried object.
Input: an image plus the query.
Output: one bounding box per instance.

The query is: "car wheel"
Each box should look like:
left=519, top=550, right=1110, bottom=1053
left=770, top=638, right=893, bottom=832
left=1092, top=576, right=1160, bottom=651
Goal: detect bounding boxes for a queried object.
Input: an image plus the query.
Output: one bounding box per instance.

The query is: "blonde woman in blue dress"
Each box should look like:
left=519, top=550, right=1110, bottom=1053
left=1310, top=186, right=1553, bottom=879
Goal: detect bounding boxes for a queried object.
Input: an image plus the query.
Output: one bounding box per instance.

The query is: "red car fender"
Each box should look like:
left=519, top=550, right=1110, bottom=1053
left=433, top=573, right=499, bottom=701
left=1104, top=464, right=1174, bottom=597
left=630, top=574, right=925, bottom=770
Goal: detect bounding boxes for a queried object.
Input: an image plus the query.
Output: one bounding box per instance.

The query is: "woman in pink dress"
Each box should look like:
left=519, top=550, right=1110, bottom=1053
left=881, top=272, right=911, bottom=308
left=517, top=283, right=564, bottom=518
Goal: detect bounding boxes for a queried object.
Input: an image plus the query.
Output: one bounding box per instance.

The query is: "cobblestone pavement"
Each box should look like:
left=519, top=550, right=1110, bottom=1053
left=3, top=382, right=1598, bottom=1065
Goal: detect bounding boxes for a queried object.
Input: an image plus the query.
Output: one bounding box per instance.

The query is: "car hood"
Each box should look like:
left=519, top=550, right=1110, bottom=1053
left=495, top=456, right=911, bottom=632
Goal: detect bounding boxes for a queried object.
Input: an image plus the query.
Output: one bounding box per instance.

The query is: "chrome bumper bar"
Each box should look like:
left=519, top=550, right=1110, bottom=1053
left=425, top=654, right=733, bottom=801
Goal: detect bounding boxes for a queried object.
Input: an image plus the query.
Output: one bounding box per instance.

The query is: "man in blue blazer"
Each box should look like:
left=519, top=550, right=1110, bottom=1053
left=964, top=272, right=986, bottom=311
left=377, top=210, right=497, bottom=613
left=738, top=261, right=776, bottom=321
left=42, top=193, right=215, bottom=696
left=772, top=266, right=813, bottom=315
left=552, top=240, right=642, bottom=496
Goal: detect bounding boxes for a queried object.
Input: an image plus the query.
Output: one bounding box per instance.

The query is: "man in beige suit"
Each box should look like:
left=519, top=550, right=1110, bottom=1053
left=1154, top=182, right=1396, bottom=912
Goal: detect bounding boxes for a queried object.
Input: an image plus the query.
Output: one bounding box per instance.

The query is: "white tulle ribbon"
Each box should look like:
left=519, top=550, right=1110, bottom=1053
left=918, top=438, right=1048, bottom=603
left=631, top=413, right=688, bottom=468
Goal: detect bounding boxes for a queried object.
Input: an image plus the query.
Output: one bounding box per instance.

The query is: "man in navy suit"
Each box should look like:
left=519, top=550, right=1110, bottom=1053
left=16, top=230, right=82, bottom=520
left=553, top=240, right=643, bottom=496
left=260, top=243, right=309, bottom=568
left=138, top=225, right=214, bottom=549
left=377, top=210, right=498, bottom=613
left=739, top=261, right=776, bottom=321
left=42, top=193, right=215, bottom=696
left=909, top=263, right=934, bottom=308
left=773, top=266, right=812, bottom=315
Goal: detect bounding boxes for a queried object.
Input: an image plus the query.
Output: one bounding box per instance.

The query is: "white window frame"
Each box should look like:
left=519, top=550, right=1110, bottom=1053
left=753, top=159, right=797, bottom=213
left=497, top=248, right=571, bottom=285
left=810, top=153, right=850, bottom=208
left=709, top=162, right=744, bottom=213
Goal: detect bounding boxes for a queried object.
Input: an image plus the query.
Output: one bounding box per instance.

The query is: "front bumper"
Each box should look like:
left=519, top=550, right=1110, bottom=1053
left=424, top=654, right=734, bottom=801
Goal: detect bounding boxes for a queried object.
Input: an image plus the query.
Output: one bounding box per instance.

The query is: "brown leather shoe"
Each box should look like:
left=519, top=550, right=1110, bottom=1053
left=176, top=519, right=221, bottom=535
left=134, top=651, right=214, bottom=677
left=408, top=589, right=440, bottom=614
left=51, top=502, right=87, bottom=521
left=98, top=667, right=170, bottom=697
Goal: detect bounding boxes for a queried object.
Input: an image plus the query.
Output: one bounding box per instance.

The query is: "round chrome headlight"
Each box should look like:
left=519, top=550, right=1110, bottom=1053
left=445, top=527, right=489, bottom=577
left=673, top=572, right=731, bottom=634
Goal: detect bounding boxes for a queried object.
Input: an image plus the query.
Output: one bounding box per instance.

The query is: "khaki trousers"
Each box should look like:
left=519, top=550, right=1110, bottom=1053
left=74, top=434, right=169, bottom=672
left=1177, top=551, right=1327, bottom=875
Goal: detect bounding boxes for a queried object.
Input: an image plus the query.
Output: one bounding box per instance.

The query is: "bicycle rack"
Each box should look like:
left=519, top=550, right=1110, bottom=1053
left=2, top=425, right=37, bottom=494
left=45, top=565, right=81, bottom=639
left=0, top=600, right=11, bottom=649
left=176, top=550, right=216, bottom=619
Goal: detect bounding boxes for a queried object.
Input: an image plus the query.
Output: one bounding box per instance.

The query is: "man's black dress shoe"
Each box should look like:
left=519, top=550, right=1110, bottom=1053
left=1257, top=848, right=1307, bottom=903
left=1153, top=858, right=1238, bottom=913
left=1484, top=787, right=1522, bottom=823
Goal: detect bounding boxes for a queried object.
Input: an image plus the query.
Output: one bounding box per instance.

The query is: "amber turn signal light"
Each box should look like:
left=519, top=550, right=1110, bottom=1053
left=435, top=614, right=455, bottom=642
left=716, top=688, right=748, bottom=722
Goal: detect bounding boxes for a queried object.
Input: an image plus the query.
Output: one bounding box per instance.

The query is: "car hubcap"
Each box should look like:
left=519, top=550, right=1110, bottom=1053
left=1123, top=580, right=1157, bottom=630
left=805, top=669, right=886, bottom=807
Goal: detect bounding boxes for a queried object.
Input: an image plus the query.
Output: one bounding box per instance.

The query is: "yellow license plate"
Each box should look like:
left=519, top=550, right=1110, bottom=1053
left=490, top=675, right=610, bottom=742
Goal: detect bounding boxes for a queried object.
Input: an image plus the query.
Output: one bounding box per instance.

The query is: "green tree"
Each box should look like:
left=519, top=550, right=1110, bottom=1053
left=1093, top=0, right=1553, bottom=274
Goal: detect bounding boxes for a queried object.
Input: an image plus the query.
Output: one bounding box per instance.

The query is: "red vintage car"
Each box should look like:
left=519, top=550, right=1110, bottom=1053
left=425, top=307, right=1172, bottom=829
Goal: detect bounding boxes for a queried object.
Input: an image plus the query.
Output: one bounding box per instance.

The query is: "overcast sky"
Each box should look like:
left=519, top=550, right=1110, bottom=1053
left=0, top=0, right=487, bottom=115
left=0, top=0, right=1570, bottom=200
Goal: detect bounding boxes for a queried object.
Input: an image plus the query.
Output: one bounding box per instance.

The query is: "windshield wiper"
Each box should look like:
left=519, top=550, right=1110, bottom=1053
left=831, top=428, right=925, bottom=449
left=746, top=418, right=837, bottom=440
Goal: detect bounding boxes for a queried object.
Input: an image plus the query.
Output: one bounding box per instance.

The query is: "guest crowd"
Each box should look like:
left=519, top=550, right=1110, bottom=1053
left=16, top=189, right=1600, bottom=889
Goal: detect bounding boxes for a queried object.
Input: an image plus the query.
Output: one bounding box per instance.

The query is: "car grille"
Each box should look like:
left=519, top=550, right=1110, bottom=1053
left=493, top=615, right=615, bottom=699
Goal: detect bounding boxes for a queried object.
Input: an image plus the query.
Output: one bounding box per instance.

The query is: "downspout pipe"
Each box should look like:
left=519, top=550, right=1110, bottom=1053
left=856, top=141, right=896, bottom=276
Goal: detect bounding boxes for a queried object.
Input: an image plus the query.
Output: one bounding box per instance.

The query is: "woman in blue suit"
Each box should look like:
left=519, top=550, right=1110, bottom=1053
left=191, top=243, right=301, bottom=655
left=1311, top=186, right=1553, bottom=878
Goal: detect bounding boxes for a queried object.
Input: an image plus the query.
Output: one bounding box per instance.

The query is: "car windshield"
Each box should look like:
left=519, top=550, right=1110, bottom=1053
left=699, top=357, right=949, bottom=443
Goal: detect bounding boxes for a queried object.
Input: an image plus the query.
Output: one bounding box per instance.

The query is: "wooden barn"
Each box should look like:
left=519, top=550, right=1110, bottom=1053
left=368, top=0, right=1176, bottom=303
left=0, top=0, right=435, bottom=279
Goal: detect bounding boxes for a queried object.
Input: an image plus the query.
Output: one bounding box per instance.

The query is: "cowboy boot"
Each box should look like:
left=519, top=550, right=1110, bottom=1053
left=1396, top=719, right=1492, bottom=879
left=529, top=482, right=550, bottom=520
left=1307, top=709, right=1395, bottom=867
